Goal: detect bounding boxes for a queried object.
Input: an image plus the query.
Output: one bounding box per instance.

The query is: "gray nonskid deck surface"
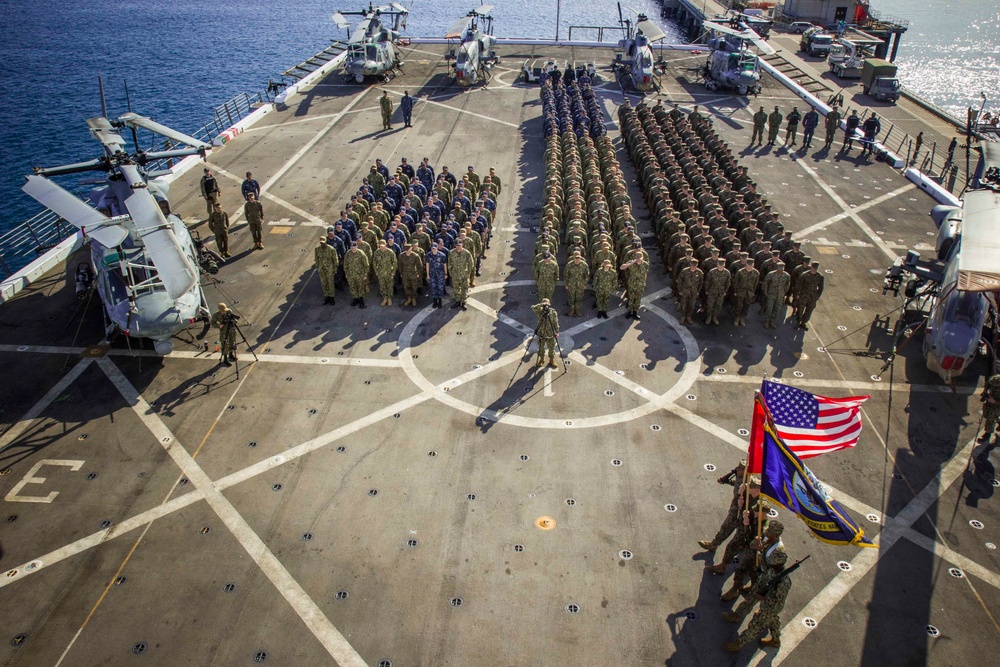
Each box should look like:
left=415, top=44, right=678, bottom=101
left=0, top=45, right=997, bottom=666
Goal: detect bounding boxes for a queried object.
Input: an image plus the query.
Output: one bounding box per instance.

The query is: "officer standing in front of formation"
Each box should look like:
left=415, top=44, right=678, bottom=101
left=767, top=106, right=783, bottom=145
left=593, top=258, right=617, bottom=319
left=314, top=236, right=338, bottom=305
left=724, top=521, right=791, bottom=652
left=531, top=298, right=560, bottom=368
left=380, top=90, right=394, bottom=130
left=208, top=202, right=231, bottom=258
left=622, top=250, right=648, bottom=320
left=565, top=250, right=589, bottom=317
left=211, top=303, right=238, bottom=366
left=793, top=262, right=824, bottom=330
left=241, top=171, right=260, bottom=201
left=344, top=240, right=370, bottom=308
left=697, top=459, right=747, bottom=553
left=824, top=106, right=842, bottom=149
left=200, top=168, right=221, bottom=218
left=398, top=242, right=423, bottom=307
left=400, top=90, right=414, bottom=127
left=751, top=106, right=767, bottom=146
left=426, top=241, right=448, bottom=309
left=448, top=238, right=474, bottom=310
left=244, top=192, right=265, bottom=250
left=373, top=238, right=398, bottom=306
left=761, top=261, right=790, bottom=329
left=801, top=107, right=819, bottom=149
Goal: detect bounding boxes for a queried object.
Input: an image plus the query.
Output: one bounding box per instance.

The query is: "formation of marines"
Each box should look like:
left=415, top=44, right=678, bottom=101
left=313, top=156, right=498, bottom=310
left=537, top=75, right=648, bottom=320
left=698, top=461, right=796, bottom=652
left=619, top=99, right=825, bottom=330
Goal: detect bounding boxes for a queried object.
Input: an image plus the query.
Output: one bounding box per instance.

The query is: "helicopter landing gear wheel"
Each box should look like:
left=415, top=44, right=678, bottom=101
left=738, top=85, right=748, bottom=96
left=705, top=79, right=718, bottom=92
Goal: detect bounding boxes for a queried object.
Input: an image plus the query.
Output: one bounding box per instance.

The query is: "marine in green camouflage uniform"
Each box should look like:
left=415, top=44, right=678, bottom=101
left=531, top=298, right=560, bottom=368
left=732, top=257, right=760, bottom=326
left=621, top=253, right=648, bottom=320
left=373, top=239, right=398, bottom=306
left=344, top=243, right=370, bottom=308
left=244, top=193, right=265, bottom=249
left=593, top=259, right=617, bottom=318
left=724, top=525, right=791, bottom=651
left=210, top=303, right=238, bottom=365
left=981, top=374, right=1000, bottom=440
left=767, top=107, right=783, bottom=145
left=564, top=251, right=589, bottom=317
left=380, top=90, right=393, bottom=130
left=793, top=262, right=824, bottom=330
left=697, top=460, right=747, bottom=553
left=534, top=253, right=560, bottom=304
left=676, top=264, right=704, bottom=325
left=447, top=240, right=475, bottom=309
left=707, top=479, right=765, bottom=574
left=314, top=237, right=338, bottom=305
left=208, top=203, right=231, bottom=258
left=761, top=262, right=791, bottom=329
left=723, top=520, right=786, bottom=606
left=398, top=243, right=424, bottom=307
left=704, top=259, right=732, bottom=325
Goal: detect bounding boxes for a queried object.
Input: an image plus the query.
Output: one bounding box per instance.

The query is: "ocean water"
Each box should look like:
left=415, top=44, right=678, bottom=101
left=870, top=0, right=1000, bottom=117
left=0, top=0, right=994, bottom=238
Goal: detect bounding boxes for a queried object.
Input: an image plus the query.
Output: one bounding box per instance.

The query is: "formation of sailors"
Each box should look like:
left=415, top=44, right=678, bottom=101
left=619, top=99, right=824, bottom=330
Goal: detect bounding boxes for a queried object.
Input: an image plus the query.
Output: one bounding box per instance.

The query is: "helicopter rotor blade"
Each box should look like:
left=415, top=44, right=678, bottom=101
left=332, top=11, right=351, bottom=29
left=118, top=113, right=210, bottom=150
left=446, top=16, right=473, bottom=39
left=119, top=165, right=198, bottom=300
left=22, top=175, right=129, bottom=247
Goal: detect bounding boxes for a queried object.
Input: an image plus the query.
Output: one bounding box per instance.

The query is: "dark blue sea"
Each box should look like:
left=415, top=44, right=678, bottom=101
left=0, top=0, right=994, bottom=240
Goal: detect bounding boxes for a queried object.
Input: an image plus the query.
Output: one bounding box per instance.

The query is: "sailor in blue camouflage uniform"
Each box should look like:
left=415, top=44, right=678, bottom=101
left=425, top=241, right=448, bottom=309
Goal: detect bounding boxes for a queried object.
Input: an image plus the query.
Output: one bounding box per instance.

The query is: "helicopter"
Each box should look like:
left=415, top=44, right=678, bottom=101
left=333, top=2, right=410, bottom=83
left=21, top=83, right=211, bottom=355
left=611, top=4, right=668, bottom=92
left=882, top=143, right=1000, bottom=382
left=445, top=5, right=499, bottom=86
left=700, top=20, right=776, bottom=96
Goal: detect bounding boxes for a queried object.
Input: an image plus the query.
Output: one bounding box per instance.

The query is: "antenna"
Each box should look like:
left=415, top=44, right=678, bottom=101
left=98, top=74, right=108, bottom=118
left=123, top=80, right=141, bottom=152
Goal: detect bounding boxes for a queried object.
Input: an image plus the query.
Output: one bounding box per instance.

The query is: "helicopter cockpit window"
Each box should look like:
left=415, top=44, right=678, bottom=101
left=640, top=52, right=652, bottom=67
left=366, top=45, right=378, bottom=60
left=457, top=46, right=469, bottom=64
left=946, top=290, right=984, bottom=324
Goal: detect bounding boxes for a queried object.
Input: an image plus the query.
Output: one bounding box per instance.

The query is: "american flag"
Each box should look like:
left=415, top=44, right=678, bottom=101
left=761, top=380, right=870, bottom=458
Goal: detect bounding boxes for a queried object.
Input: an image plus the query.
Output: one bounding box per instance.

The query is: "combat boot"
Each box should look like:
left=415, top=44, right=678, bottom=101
left=759, top=637, right=780, bottom=649
left=351, top=297, right=359, bottom=307
left=387, top=298, right=393, bottom=307
left=548, top=357, right=558, bottom=368
left=720, top=586, right=741, bottom=602
left=327, top=297, right=335, bottom=306
left=536, top=354, right=545, bottom=367
left=705, top=562, right=728, bottom=575
left=381, top=297, right=388, bottom=306
left=697, top=539, right=716, bottom=552
left=723, top=641, right=741, bottom=653
left=633, top=310, right=641, bottom=320
left=359, top=298, right=367, bottom=309
left=722, top=612, right=742, bottom=622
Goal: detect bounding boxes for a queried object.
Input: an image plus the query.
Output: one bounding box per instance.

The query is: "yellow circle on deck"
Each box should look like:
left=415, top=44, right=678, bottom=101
left=535, top=516, right=556, bottom=530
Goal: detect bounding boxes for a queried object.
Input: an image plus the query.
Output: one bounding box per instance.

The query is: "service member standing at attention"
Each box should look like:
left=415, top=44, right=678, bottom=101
left=801, top=107, right=819, bottom=149
left=373, top=238, right=398, bottom=306
left=767, top=106, right=783, bottom=145
left=447, top=238, right=474, bottom=310
left=751, top=106, right=767, bottom=146
left=534, top=252, right=560, bottom=304
left=793, top=261, right=824, bottom=329
left=593, top=258, right=617, bottom=319
left=208, top=202, right=231, bottom=258
left=314, top=236, right=338, bottom=305
left=400, top=90, right=414, bottom=127
left=244, top=192, right=265, bottom=250
left=564, top=250, right=589, bottom=317
left=344, top=241, right=370, bottom=308
left=200, top=168, right=221, bottom=218
left=783, top=107, right=801, bottom=147
left=380, top=90, right=394, bottom=130
left=241, top=171, right=260, bottom=201
left=761, top=261, right=791, bottom=329
left=531, top=298, right=560, bottom=368
left=398, top=242, right=424, bottom=307
left=824, top=106, right=842, bottom=149
left=704, top=258, right=732, bottom=325
left=426, top=241, right=448, bottom=309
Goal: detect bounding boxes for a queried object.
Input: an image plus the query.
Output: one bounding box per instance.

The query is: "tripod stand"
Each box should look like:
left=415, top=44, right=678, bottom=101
left=220, top=314, right=259, bottom=379
left=506, top=305, right=567, bottom=387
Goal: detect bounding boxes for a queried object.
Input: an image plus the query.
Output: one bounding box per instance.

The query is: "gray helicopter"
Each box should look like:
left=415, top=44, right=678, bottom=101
left=700, top=20, right=775, bottom=96
left=333, top=2, right=410, bottom=83
left=611, top=5, right=668, bottom=93
left=445, top=5, right=499, bottom=86
left=22, top=89, right=211, bottom=355
left=883, top=143, right=1000, bottom=383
